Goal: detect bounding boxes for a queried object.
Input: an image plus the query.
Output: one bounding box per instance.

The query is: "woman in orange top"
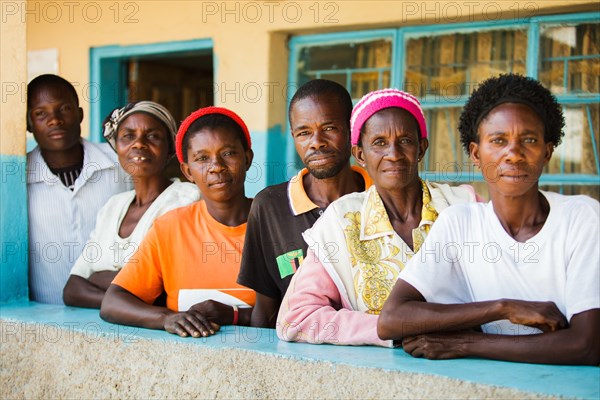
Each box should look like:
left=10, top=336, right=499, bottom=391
left=100, top=107, right=255, bottom=338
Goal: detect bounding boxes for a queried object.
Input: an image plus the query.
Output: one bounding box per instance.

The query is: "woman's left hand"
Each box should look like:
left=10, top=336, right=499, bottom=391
left=188, top=300, right=235, bottom=326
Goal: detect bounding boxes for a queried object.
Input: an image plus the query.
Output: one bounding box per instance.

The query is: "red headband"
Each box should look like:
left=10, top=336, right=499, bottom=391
left=175, top=106, right=252, bottom=163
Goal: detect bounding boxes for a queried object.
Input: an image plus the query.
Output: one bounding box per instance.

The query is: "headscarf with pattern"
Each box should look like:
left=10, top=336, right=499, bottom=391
left=102, top=101, right=178, bottom=157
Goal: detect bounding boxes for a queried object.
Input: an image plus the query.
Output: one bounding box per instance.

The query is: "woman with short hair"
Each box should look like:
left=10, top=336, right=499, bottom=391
left=378, top=74, right=600, bottom=365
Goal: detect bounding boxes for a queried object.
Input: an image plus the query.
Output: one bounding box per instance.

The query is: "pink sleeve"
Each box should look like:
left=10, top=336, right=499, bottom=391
left=276, top=249, right=393, bottom=347
left=459, top=183, right=485, bottom=202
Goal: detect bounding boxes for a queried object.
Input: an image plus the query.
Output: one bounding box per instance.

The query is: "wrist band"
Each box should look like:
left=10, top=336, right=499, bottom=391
left=231, top=304, right=239, bottom=325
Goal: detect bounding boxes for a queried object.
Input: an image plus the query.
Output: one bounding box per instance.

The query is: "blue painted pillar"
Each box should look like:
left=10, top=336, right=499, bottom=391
left=1, top=11, right=29, bottom=304
left=0, top=156, right=29, bottom=303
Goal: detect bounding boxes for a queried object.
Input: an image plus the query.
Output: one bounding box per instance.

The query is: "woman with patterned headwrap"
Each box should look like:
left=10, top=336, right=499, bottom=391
left=63, top=101, right=199, bottom=308
left=276, top=89, right=479, bottom=347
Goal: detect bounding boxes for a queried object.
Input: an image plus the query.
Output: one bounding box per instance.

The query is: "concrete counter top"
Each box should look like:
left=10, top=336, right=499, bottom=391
left=1, top=302, right=598, bottom=399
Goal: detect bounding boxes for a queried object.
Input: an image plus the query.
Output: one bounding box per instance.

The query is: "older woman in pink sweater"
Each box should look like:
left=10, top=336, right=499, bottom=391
left=276, top=89, right=479, bottom=347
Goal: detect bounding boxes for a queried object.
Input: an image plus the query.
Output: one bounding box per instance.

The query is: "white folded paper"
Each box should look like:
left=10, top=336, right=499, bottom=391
left=178, top=289, right=251, bottom=312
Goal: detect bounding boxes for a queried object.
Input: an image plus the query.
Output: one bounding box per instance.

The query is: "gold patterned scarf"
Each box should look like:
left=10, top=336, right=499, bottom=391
left=302, top=181, right=476, bottom=315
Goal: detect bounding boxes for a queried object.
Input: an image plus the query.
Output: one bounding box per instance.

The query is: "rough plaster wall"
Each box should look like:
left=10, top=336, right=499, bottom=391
left=0, top=321, right=549, bottom=399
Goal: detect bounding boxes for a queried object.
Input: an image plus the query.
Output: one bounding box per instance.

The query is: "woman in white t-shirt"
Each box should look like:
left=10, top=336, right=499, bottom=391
left=378, top=74, right=599, bottom=365
left=63, top=101, right=199, bottom=308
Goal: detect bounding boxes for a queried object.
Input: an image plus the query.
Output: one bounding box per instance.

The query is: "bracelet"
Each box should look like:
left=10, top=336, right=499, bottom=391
left=231, top=304, right=239, bottom=325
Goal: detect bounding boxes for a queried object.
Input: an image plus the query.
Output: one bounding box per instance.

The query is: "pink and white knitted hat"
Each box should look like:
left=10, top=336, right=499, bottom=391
left=350, top=88, right=427, bottom=145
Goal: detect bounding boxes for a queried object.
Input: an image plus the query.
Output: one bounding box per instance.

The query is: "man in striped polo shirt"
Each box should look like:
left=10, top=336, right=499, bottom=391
left=237, top=79, right=371, bottom=327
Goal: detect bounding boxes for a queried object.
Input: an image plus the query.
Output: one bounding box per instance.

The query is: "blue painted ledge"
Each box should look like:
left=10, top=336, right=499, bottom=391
left=1, top=302, right=598, bottom=399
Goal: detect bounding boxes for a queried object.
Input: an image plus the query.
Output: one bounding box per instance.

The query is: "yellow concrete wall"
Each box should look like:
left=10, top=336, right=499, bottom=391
left=20, top=0, right=598, bottom=137
left=1, top=1, right=27, bottom=156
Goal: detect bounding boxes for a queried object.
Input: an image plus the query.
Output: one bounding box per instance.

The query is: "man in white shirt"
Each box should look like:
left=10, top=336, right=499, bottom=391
left=27, top=74, right=130, bottom=304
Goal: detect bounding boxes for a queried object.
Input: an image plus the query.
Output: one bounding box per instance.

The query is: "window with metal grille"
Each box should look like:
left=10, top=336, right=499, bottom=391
left=288, top=13, right=599, bottom=199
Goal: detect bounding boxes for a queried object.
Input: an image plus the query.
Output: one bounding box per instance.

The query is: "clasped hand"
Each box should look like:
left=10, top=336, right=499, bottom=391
left=502, top=299, right=567, bottom=332
left=402, top=300, right=568, bottom=360
left=163, top=300, right=234, bottom=338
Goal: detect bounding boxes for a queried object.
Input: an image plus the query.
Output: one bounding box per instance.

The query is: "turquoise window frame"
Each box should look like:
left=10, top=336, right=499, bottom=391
left=89, top=38, right=213, bottom=142
left=288, top=12, right=600, bottom=189
left=287, top=29, right=398, bottom=165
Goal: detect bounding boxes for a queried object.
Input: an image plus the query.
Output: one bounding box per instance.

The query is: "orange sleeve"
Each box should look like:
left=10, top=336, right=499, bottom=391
left=112, top=223, right=164, bottom=304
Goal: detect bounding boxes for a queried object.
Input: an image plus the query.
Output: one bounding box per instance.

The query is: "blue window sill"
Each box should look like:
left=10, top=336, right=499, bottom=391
left=1, top=301, right=598, bottom=398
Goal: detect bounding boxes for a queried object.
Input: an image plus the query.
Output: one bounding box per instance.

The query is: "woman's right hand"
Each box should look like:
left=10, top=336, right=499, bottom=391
left=163, top=311, right=220, bottom=338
